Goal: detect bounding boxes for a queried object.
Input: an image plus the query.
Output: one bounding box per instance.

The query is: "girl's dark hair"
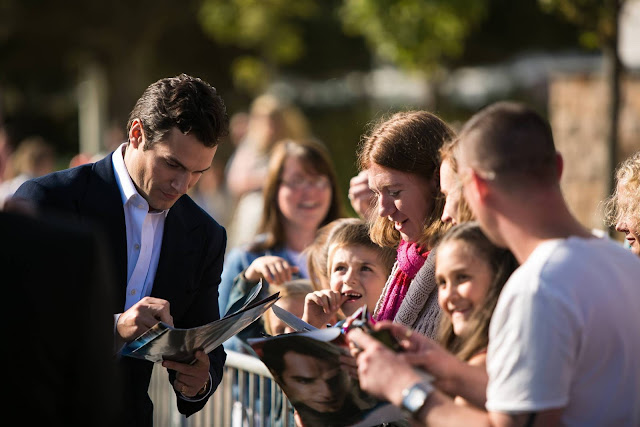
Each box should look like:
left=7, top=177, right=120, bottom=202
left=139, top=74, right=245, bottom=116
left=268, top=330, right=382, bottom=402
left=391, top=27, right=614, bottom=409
left=435, top=222, right=518, bottom=361
left=357, top=110, right=456, bottom=250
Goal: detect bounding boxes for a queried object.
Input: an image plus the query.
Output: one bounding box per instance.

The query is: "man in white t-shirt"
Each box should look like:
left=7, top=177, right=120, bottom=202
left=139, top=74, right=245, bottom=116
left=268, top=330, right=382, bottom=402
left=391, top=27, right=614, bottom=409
left=346, top=102, right=640, bottom=427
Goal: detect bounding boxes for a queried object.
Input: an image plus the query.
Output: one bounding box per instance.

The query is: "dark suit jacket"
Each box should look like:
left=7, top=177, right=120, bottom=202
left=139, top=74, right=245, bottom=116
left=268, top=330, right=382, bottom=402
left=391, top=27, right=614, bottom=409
left=13, top=154, right=227, bottom=427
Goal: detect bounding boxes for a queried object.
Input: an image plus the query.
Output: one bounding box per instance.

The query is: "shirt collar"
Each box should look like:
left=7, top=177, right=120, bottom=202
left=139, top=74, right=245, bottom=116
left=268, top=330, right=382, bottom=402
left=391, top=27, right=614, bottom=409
left=112, top=143, right=169, bottom=216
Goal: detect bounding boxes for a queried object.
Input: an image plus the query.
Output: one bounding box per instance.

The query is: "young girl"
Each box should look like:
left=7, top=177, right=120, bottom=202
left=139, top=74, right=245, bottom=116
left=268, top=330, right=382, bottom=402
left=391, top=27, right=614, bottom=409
left=346, top=222, right=517, bottom=410
left=410, top=222, right=518, bottom=407
left=302, top=218, right=396, bottom=328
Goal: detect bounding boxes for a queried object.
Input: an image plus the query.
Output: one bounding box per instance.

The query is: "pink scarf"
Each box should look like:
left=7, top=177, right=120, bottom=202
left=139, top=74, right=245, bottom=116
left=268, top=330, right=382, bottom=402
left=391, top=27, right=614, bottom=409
left=375, top=240, right=429, bottom=321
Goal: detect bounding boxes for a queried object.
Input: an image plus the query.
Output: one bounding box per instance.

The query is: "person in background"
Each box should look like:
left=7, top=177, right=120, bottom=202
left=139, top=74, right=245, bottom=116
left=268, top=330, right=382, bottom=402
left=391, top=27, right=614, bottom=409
left=0, top=136, right=56, bottom=206
left=302, top=218, right=396, bottom=329
left=220, top=138, right=344, bottom=349
left=359, top=110, right=456, bottom=339
left=348, top=102, right=640, bottom=427
left=225, top=95, right=311, bottom=249
left=603, top=150, right=640, bottom=256
left=13, top=74, right=229, bottom=427
left=189, top=158, right=234, bottom=228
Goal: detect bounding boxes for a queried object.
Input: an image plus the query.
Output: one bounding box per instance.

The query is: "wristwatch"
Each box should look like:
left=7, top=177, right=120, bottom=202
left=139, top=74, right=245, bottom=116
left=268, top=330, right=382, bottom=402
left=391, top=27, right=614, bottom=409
left=401, top=380, right=434, bottom=419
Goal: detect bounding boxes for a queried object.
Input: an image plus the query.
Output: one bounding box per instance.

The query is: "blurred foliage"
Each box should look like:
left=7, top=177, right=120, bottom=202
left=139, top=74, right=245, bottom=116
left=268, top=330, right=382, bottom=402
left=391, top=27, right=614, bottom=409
left=198, top=0, right=372, bottom=93
left=0, top=0, right=243, bottom=154
left=539, top=0, right=623, bottom=48
left=198, top=0, right=318, bottom=92
left=0, top=0, right=584, bottom=166
left=339, top=0, right=488, bottom=71
left=199, top=0, right=317, bottom=63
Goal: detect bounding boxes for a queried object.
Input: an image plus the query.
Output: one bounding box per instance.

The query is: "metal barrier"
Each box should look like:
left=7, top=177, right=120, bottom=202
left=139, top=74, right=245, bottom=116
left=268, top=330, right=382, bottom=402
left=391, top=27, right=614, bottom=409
left=150, top=350, right=294, bottom=427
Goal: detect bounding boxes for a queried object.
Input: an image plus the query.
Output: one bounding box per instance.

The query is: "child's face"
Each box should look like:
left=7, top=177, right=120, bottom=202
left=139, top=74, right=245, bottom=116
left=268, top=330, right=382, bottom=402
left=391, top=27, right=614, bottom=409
left=615, top=187, right=639, bottom=256
left=435, top=240, right=492, bottom=337
left=328, top=244, right=389, bottom=317
left=268, top=295, right=306, bottom=335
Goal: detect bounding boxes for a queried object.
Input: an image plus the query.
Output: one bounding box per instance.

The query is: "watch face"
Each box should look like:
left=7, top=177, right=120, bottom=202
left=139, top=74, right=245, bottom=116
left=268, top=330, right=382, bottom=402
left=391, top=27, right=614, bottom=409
left=408, top=388, right=428, bottom=409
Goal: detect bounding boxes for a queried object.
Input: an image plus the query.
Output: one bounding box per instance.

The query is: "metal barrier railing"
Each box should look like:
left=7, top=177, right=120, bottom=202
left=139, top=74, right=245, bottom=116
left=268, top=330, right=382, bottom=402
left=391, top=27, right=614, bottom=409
left=150, top=350, right=294, bottom=427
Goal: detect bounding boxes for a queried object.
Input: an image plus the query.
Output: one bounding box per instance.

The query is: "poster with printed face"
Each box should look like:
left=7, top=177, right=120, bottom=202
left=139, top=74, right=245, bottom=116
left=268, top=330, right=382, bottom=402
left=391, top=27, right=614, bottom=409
left=249, top=328, right=404, bottom=427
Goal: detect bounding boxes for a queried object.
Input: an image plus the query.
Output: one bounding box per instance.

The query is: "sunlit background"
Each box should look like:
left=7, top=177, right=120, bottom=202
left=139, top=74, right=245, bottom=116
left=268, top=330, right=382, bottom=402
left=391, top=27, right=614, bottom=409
left=1, top=0, right=639, bottom=232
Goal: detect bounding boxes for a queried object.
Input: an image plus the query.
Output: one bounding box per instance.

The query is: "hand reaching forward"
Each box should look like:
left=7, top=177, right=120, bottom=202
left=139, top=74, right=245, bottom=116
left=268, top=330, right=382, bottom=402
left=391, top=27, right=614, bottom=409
left=347, top=321, right=480, bottom=404
left=244, top=255, right=299, bottom=285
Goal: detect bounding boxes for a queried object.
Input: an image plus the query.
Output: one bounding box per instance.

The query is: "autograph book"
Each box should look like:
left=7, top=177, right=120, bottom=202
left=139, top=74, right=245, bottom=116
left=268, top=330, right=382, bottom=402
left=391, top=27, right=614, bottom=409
left=120, top=282, right=279, bottom=364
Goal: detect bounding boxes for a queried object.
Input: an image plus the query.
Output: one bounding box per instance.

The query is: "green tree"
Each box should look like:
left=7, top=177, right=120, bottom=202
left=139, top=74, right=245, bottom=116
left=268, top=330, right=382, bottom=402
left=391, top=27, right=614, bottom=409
left=338, top=0, right=488, bottom=72
left=198, top=0, right=491, bottom=94
left=199, top=0, right=319, bottom=92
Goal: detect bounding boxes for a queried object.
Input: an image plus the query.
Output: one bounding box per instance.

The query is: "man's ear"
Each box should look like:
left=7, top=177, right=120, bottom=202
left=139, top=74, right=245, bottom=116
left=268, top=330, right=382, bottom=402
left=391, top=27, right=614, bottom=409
left=128, top=119, right=145, bottom=149
left=468, top=168, right=491, bottom=204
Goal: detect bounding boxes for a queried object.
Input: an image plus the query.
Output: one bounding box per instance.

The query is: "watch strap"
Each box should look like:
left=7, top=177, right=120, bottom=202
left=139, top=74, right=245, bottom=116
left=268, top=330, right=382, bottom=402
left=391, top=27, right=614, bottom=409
left=401, top=380, right=434, bottom=418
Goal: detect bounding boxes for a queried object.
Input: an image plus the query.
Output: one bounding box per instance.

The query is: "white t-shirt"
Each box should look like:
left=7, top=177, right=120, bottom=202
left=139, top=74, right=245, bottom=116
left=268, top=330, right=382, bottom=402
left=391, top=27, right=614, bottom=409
left=486, top=237, right=640, bottom=426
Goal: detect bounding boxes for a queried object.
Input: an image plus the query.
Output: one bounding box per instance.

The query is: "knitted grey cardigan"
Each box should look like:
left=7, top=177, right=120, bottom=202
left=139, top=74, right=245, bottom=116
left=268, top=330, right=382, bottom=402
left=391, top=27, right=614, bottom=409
left=374, top=249, right=441, bottom=339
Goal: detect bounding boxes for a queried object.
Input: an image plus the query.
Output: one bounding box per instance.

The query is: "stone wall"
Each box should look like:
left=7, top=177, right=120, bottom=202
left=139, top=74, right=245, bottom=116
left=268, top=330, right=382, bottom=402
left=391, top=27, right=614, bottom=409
left=549, top=73, right=640, bottom=233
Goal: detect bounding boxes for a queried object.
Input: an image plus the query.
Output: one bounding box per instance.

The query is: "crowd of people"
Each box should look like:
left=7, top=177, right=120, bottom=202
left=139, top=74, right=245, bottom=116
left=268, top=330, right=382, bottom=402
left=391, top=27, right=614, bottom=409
left=1, top=72, right=639, bottom=427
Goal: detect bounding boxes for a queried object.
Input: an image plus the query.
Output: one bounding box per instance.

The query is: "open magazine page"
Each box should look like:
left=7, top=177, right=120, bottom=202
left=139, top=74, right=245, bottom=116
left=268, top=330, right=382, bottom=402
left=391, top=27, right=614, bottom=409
left=248, top=328, right=405, bottom=427
left=120, top=283, right=279, bottom=364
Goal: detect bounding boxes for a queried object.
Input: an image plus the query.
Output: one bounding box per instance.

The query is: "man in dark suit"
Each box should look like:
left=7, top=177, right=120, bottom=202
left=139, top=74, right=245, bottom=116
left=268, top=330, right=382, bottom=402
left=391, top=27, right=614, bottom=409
left=13, top=74, right=229, bottom=426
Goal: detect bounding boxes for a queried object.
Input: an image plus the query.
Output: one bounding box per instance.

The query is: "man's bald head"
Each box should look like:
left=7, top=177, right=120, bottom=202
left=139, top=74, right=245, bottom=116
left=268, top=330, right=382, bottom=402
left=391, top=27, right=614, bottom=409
left=457, top=102, right=559, bottom=188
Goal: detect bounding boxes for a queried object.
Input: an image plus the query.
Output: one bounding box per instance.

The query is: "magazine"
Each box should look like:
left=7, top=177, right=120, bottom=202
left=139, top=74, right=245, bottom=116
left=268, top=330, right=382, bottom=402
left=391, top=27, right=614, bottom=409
left=120, top=282, right=279, bottom=364
left=248, top=322, right=405, bottom=427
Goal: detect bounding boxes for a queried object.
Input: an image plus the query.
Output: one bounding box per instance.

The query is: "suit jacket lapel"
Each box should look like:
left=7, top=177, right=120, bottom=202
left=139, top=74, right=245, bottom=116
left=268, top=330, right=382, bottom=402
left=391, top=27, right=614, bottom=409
left=152, top=198, right=196, bottom=319
left=79, top=155, right=128, bottom=310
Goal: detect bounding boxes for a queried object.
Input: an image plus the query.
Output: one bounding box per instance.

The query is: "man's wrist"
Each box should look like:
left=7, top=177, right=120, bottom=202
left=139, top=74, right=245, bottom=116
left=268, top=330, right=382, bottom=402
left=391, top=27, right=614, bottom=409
left=400, top=379, right=435, bottom=419
left=388, top=369, right=424, bottom=407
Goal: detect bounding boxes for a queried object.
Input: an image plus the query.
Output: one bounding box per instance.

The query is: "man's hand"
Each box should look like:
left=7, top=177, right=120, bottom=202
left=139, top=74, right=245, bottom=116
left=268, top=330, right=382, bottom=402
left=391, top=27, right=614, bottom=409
left=116, top=297, right=174, bottom=342
left=347, top=327, right=422, bottom=406
left=163, top=350, right=211, bottom=398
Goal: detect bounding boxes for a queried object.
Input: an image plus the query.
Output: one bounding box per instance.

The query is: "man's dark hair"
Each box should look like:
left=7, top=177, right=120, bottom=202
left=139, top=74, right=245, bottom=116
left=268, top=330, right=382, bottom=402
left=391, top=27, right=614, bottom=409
left=260, top=336, right=341, bottom=378
left=458, top=102, right=557, bottom=185
left=127, top=73, right=229, bottom=149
